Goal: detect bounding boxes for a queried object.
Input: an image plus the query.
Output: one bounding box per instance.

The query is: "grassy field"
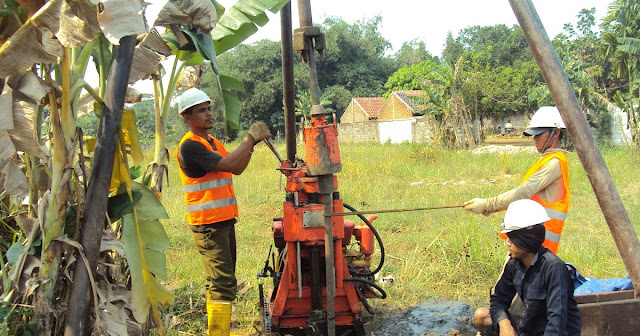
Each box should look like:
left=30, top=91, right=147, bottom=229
left=158, top=141, right=640, bottom=335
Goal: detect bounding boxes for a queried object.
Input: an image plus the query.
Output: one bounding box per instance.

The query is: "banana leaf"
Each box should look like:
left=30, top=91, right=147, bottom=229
left=211, top=0, right=290, bottom=55
left=121, top=182, right=173, bottom=323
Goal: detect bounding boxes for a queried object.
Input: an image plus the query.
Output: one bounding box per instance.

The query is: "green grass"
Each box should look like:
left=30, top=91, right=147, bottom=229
left=158, top=141, right=639, bottom=335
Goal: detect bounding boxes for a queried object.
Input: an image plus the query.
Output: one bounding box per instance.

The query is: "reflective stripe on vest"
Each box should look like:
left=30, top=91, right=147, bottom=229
left=182, top=177, right=233, bottom=193
left=521, top=151, right=570, bottom=254
left=176, top=132, right=238, bottom=225
left=184, top=196, right=237, bottom=213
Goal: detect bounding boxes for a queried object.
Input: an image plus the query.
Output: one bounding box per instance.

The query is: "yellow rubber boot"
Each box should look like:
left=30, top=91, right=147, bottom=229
left=206, top=296, right=231, bottom=336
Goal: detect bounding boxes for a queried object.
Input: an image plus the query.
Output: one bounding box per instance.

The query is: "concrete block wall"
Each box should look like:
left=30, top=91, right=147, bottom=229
left=337, top=116, right=435, bottom=144
left=337, top=121, right=380, bottom=143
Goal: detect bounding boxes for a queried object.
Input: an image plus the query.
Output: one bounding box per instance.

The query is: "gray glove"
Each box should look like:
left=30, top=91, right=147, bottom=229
left=463, top=198, right=488, bottom=214
left=248, top=121, right=272, bottom=142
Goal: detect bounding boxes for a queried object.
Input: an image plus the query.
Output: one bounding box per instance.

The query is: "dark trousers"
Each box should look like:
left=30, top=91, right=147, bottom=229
left=191, top=221, right=237, bottom=301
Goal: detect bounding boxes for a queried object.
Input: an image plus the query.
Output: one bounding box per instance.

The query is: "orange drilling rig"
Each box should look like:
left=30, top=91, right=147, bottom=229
left=256, top=1, right=386, bottom=335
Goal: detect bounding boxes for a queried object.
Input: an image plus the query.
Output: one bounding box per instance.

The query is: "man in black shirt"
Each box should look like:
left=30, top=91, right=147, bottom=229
left=175, top=87, right=271, bottom=335
left=473, top=199, right=581, bottom=336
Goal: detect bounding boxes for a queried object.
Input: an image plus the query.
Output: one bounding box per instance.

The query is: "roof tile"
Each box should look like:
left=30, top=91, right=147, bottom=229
left=354, top=97, right=384, bottom=119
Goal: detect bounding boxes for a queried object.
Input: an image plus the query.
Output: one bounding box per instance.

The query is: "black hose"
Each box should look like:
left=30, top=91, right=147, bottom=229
left=343, top=203, right=385, bottom=276
left=344, top=277, right=387, bottom=299
left=344, top=277, right=387, bottom=314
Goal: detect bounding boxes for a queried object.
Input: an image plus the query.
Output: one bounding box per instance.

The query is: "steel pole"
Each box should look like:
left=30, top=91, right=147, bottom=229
left=297, top=1, right=336, bottom=334
left=509, top=0, right=640, bottom=294
left=280, top=2, right=297, bottom=162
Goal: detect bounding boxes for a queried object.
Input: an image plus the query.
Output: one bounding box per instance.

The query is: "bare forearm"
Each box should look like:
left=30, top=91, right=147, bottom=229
left=215, top=136, right=257, bottom=175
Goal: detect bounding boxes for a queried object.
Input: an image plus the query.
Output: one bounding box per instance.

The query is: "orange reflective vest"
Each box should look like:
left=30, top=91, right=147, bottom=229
left=522, top=151, right=570, bottom=254
left=175, top=132, right=238, bottom=226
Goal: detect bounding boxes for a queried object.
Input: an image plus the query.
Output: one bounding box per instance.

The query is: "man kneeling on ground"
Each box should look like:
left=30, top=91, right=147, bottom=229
left=473, top=199, right=581, bottom=336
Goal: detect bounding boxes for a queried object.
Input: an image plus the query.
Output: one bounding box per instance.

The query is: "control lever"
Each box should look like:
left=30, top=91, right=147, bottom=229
left=264, top=137, right=284, bottom=163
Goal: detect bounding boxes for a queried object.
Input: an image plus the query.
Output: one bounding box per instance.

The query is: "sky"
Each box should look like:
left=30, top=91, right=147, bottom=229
left=134, top=0, right=612, bottom=93
left=214, top=0, right=612, bottom=56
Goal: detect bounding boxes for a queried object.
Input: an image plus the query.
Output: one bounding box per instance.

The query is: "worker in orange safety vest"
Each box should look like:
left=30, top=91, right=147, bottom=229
left=463, top=106, right=570, bottom=254
left=175, top=88, right=271, bottom=336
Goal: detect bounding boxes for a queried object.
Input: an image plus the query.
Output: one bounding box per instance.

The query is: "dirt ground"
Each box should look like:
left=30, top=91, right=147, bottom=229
left=371, top=299, right=477, bottom=336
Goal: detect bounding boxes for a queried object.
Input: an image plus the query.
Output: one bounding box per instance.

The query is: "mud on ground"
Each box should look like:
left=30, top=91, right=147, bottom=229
left=370, top=299, right=477, bottom=336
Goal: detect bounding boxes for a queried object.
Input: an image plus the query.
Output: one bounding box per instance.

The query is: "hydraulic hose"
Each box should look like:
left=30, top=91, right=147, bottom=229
left=344, top=277, right=388, bottom=314
left=343, top=203, right=385, bottom=277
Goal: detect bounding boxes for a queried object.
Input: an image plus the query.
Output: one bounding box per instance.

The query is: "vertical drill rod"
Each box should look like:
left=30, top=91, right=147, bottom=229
left=280, top=2, right=297, bottom=162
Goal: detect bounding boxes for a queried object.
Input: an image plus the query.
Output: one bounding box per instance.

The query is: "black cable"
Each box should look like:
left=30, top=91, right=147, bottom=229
left=344, top=277, right=387, bottom=300
left=343, top=203, right=385, bottom=276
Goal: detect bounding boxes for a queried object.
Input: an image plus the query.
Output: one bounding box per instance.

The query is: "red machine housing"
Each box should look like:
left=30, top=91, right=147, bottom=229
left=261, top=117, right=379, bottom=335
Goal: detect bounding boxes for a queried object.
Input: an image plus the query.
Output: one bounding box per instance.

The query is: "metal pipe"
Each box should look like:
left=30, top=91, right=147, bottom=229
left=297, top=0, right=321, bottom=107
left=509, top=0, right=640, bottom=295
left=322, top=184, right=336, bottom=336
left=297, top=241, right=303, bottom=298
left=280, top=2, right=297, bottom=162
left=296, top=1, right=336, bottom=334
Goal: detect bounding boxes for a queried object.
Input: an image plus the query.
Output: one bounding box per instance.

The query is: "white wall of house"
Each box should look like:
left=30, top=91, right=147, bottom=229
left=379, top=119, right=413, bottom=144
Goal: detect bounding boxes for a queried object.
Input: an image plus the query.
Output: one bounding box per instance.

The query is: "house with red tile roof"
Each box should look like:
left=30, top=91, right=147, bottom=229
left=377, top=90, right=429, bottom=120
left=340, top=97, right=384, bottom=123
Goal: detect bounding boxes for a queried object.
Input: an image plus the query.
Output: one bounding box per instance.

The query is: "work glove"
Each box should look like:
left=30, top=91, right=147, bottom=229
left=248, top=121, right=272, bottom=142
left=463, top=198, right=488, bottom=215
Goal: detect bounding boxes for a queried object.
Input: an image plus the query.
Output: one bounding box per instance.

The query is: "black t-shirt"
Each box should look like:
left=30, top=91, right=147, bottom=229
left=178, top=137, right=223, bottom=178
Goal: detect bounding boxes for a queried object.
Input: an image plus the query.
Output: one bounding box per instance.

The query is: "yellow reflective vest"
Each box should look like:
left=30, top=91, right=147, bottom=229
left=521, top=151, right=570, bottom=254
left=175, top=132, right=238, bottom=226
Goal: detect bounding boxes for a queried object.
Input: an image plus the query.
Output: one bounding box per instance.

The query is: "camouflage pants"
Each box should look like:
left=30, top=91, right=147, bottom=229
left=191, top=221, right=237, bottom=301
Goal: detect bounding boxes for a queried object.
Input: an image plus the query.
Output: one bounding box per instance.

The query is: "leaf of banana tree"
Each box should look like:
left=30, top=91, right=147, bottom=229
left=140, top=30, right=173, bottom=57
left=3, top=93, right=49, bottom=159
left=212, top=0, right=289, bottom=55
left=128, top=46, right=163, bottom=84
left=107, top=189, right=142, bottom=223
left=170, top=0, right=218, bottom=35
left=130, top=182, right=169, bottom=220
left=222, top=89, right=241, bottom=133
left=0, top=90, right=14, bottom=130
left=121, top=110, right=144, bottom=166
left=0, top=24, right=58, bottom=78
left=32, top=0, right=101, bottom=48
left=154, top=2, right=190, bottom=28
left=163, top=30, right=206, bottom=66
left=16, top=0, right=46, bottom=16
left=109, top=145, right=133, bottom=193
left=125, top=87, right=142, bottom=104
left=0, top=159, right=29, bottom=198
left=97, top=0, right=147, bottom=45
left=220, top=74, right=244, bottom=92
left=7, top=71, right=49, bottom=104
left=0, top=3, right=22, bottom=42
left=121, top=183, right=173, bottom=322
left=181, top=26, right=217, bottom=64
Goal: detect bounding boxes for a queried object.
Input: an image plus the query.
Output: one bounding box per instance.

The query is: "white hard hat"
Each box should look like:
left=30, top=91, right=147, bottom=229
left=524, top=106, right=566, bottom=135
left=500, top=199, right=550, bottom=234
left=178, top=88, right=210, bottom=115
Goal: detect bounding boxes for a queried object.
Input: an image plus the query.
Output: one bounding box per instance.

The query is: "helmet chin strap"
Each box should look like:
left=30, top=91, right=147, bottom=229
left=540, top=128, right=557, bottom=153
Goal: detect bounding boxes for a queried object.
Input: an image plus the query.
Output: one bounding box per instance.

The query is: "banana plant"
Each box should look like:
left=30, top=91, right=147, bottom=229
left=145, top=0, right=289, bottom=195
left=0, top=0, right=291, bottom=334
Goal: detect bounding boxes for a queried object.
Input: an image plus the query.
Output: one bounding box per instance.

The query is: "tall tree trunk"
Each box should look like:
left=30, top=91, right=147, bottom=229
left=64, top=35, right=136, bottom=336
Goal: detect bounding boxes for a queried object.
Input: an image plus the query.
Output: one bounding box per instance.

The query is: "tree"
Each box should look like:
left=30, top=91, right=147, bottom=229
left=601, top=0, right=640, bottom=147
left=394, top=39, right=435, bottom=67
left=317, top=16, right=397, bottom=97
